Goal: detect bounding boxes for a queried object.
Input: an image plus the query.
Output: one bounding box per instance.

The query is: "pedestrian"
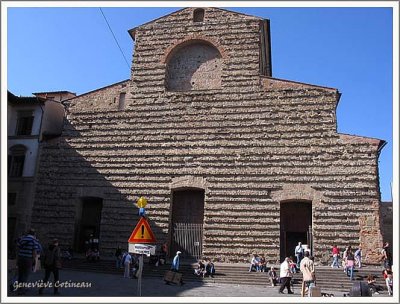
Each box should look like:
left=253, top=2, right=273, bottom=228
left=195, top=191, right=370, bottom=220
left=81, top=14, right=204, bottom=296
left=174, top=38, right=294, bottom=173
left=346, top=248, right=355, bottom=280
left=300, top=251, right=315, bottom=296
left=354, top=246, right=362, bottom=268
left=381, top=242, right=392, bottom=269
left=288, top=257, right=297, bottom=274
left=304, top=245, right=311, bottom=256
left=342, top=246, right=351, bottom=272
left=131, top=255, right=139, bottom=278
left=268, top=267, right=278, bottom=287
left=171, top=251, right=181, bottom=271
left=383, top=268, right=393, bottom=296
left=331, top=245, right=340, bottom=268
left=294, top=242, right=304, bottom=270
left=161, top=243, right=168, bottom=258
left=278, top=257, right=294, bottom=294
left=123, top=252, right=132, bottom=278
left=39, top=238, right=62, bottom=295
left=115, top=246, right=122, bottom=269
left=16, top=228, right=42, bottom=295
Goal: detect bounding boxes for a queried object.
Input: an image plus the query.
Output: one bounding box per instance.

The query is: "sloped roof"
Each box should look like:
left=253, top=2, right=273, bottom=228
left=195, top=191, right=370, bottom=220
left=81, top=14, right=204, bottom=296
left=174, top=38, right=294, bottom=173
left=128, top=7, right=264, bottom=40
left=7, top=91, right=45, bottom=104
left=33, top=90, right=76, bottom=95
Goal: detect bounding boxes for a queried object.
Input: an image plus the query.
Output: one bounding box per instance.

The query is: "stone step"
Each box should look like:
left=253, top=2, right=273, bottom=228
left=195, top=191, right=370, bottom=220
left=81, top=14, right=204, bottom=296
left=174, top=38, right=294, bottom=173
left=61, top=258, right=387, bottom=293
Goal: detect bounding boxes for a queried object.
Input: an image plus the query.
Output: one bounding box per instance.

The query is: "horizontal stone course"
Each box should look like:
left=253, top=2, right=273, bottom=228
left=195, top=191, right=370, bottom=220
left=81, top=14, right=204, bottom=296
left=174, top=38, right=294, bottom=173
left=31, top=7, right=384, bottom=264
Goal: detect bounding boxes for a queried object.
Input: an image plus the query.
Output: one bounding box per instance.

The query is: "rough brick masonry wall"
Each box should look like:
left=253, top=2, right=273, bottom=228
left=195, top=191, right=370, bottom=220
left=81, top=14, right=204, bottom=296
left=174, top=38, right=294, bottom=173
left=31, top=8, right=384, bottom=264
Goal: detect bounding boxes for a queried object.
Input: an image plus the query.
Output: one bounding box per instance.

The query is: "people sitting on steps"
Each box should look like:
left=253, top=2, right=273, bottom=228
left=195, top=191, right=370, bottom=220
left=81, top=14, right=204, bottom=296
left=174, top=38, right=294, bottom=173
left=249, top=254, right=261, bottom=272
left=204, top=259, right=215, bottom=278
left=194, top=260, right=206, bottom=277
left=268, top=267, right=278, bottom=287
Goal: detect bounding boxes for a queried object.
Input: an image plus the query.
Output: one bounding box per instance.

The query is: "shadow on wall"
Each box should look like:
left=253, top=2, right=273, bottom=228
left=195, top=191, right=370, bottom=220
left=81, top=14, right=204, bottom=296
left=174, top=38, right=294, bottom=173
left=26, top=119, right=208, bottom=296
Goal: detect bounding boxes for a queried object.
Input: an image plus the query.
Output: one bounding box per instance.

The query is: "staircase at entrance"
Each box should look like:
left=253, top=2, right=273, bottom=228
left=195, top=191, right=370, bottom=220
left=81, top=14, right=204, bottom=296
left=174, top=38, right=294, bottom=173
left=62, top=258, right=387, bottom=293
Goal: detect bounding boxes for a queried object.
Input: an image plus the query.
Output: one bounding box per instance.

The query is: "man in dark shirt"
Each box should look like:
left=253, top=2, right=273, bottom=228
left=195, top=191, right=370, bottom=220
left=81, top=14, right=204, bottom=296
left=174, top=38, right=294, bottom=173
left=382, top=242, right=392, bottom=268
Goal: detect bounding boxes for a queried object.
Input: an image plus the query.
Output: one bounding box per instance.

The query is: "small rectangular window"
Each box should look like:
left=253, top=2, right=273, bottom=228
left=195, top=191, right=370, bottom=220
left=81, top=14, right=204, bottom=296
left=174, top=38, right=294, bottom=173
left=193, top=8, right=205, bottom=22
left=16, top=111, right=34, bottom=135
left=118, top=93, right=126, bottom=111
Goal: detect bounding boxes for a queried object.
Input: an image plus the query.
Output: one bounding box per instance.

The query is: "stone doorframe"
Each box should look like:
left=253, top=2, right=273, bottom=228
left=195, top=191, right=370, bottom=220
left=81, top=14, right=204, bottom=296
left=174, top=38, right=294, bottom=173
left=272, top=184, right=323, bottom=204
left=272, top=184, right=323, bottom=259
left=168, top=176, right=208, bottom=258
left=169, top=175, right=208, bottom=192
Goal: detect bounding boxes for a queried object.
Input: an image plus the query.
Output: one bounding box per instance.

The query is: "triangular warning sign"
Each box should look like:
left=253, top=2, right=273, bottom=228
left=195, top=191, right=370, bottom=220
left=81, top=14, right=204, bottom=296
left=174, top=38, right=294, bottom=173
left=128, top=217, right=156, bottom=244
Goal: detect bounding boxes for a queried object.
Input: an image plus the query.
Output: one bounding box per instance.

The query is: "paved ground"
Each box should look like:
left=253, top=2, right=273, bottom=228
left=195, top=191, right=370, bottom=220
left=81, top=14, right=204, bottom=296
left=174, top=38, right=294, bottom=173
left=7, top=268, right=389, bottom=299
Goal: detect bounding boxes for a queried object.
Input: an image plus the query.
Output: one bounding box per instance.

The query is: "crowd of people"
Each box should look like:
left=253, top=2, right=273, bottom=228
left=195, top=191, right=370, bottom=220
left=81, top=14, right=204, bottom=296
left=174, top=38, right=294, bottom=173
left=13, top=228, right=63, bottom=295
left=247, top=240, right=394, bottom=297
left=11, top=228, right=394, bottom=297
left=330, top=241, right=393, bottom=295
left=247, top=242, right=316, bottom=296
left=248, top=254, right=267, bottom=272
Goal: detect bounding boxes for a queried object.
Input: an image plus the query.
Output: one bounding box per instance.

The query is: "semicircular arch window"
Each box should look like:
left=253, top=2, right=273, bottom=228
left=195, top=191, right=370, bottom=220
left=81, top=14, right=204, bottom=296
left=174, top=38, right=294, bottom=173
left=165, top=42, right=222, bottom=91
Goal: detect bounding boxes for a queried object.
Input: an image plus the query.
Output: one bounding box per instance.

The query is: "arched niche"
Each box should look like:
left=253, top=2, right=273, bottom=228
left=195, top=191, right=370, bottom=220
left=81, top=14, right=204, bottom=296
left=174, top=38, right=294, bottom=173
left=165, top=40, right=222, bottom=92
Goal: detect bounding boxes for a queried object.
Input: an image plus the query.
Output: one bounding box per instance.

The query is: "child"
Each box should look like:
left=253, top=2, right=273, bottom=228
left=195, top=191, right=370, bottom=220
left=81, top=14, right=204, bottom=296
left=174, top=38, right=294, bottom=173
left=289, top=258, right=297, bottom=274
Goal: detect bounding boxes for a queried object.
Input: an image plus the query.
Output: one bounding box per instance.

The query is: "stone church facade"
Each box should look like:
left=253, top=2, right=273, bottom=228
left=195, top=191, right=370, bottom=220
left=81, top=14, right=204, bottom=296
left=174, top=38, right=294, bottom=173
left=31, top=8, right=386, bottom=264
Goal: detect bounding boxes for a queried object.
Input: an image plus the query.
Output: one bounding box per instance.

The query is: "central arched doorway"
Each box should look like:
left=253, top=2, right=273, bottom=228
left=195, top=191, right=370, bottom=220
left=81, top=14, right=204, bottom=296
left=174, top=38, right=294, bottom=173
left=169, top=189, right=205, bottom=260
left=280, top=201, right=312, bottom=261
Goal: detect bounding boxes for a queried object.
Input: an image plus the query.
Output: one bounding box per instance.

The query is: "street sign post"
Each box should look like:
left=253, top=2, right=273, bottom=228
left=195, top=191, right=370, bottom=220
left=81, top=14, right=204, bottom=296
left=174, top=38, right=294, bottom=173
left=127, top=197, right=157, bottom=297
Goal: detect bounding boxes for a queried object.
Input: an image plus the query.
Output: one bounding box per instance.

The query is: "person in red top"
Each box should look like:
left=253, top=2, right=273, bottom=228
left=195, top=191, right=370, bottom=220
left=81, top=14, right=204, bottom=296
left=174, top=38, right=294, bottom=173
left=331, top=245, right=340, bottom=268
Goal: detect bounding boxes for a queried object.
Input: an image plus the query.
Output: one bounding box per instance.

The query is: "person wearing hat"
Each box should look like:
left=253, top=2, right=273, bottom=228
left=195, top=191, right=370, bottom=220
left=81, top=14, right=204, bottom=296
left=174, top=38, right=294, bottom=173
left=171, top=251, right=181, bottom=272
left=39, top=238, right=62, bottom=295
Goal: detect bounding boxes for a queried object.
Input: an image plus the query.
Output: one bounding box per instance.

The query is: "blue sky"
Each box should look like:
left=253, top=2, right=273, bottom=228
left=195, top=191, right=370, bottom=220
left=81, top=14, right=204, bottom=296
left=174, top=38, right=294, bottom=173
left=6, top=5, right=394, bottom=201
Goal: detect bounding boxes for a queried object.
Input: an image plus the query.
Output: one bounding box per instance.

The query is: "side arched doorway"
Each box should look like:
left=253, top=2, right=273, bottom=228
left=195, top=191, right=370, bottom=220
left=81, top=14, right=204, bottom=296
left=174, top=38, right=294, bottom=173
left=169, top=189, right=205, bottom=260
left=74, top=197, right=103, bottom=253
left=280, top=201, right=312, bottom=261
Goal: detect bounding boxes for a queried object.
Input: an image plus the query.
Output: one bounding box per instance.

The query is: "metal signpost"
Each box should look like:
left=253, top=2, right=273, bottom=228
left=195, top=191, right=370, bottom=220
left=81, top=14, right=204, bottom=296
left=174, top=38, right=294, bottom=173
left=127, top=197, right=157, bottom=297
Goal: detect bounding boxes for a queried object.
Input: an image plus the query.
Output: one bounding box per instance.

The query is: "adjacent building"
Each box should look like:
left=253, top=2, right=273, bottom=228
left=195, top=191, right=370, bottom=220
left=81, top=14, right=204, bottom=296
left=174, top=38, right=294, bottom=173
left=7, top=91, right=74, bottom=256
left=29, top=8, right=386, bottom=264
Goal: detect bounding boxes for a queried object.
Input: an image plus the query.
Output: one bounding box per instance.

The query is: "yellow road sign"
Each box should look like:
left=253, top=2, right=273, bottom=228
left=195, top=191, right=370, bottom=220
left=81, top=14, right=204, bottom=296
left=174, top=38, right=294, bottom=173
left=128, top=217, right=156, bottom=243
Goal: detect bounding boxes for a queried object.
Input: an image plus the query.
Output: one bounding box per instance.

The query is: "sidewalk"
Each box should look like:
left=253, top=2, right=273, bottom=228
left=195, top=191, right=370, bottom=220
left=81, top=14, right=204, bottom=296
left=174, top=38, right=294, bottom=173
left=8, top=268, right=390, bottom=299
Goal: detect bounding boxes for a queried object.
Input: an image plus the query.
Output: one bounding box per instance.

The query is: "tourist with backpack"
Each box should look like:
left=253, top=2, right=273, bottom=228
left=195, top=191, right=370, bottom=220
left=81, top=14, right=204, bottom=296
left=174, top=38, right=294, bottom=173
left=39, top=239, right=62, bottom=295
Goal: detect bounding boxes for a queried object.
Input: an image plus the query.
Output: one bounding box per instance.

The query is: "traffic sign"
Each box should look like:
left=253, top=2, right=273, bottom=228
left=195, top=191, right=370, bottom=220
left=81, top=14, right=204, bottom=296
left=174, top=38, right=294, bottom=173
left=128, top=243, right=156, bottom=256
left=128, top=217, right=156, bottom=243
